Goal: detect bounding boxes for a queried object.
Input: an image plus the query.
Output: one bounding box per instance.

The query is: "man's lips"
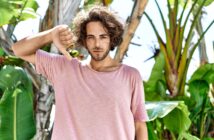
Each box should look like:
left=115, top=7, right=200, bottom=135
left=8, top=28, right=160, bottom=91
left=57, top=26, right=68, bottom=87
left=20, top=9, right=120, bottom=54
left=93, top=50, right=103, bottom=53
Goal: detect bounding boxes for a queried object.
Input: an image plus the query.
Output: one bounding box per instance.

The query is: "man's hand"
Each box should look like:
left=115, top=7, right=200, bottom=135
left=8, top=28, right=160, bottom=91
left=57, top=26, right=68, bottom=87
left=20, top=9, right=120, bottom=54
left=51, top=25, right=73, bottom=60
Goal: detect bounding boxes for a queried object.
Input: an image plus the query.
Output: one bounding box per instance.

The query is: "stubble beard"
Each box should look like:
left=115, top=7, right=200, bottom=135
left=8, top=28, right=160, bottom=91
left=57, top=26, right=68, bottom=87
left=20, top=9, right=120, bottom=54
left=88, top=47, right=110, bottom=61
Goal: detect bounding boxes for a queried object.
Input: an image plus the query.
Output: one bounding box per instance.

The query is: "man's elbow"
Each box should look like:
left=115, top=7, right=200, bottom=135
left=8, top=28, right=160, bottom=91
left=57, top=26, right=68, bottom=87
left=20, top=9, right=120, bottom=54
left=12, top=43, right=20, bottom=57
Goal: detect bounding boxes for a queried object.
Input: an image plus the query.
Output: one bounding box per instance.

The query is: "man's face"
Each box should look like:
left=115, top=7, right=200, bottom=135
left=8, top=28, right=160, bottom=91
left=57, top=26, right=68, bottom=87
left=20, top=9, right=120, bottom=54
left=85, top=21, right=111, bottom=61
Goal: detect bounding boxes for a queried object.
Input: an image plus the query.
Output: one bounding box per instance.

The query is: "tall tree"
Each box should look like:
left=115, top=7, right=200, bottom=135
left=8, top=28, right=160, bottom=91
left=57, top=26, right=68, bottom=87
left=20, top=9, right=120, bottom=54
left=114, top=0, right=148, bottom=62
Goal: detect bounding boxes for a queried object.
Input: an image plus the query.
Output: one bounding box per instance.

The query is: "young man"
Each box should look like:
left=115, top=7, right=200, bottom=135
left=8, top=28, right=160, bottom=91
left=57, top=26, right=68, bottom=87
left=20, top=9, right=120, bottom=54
left=12, top=6, right=148, bottom=140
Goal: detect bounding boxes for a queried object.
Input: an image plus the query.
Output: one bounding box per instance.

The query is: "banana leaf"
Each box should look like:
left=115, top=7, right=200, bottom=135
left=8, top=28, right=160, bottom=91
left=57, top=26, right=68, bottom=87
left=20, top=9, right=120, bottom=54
left=144, top=52, right=166, bottom=101
left=146, top=101, right=198, bottom=140
left=188, top=63, right=214, bottom=118
left=193, top=0, right=214, bottom=6
left=178, top=132, right=200, bottom=140
left=163, top=101, right=191, bottom=134
left=187, top=63, right=214, bottom=138
left=146, top=101, right=180, bottom=121
left=0, top=0, right=38, bottom=26
left=0, top=65, right=36, bottom=140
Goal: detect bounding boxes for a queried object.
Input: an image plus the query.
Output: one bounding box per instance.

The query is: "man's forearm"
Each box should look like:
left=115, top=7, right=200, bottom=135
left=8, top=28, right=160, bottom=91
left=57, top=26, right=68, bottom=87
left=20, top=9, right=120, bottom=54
left=12, top=29, right=53, bottom=57
left=135, top=121, right=148, bottom=140
left=12, top=25, right=73, bottom=63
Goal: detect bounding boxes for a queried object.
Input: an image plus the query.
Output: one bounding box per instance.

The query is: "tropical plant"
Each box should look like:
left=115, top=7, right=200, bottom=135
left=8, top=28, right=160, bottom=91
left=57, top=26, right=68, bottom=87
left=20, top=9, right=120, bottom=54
left=0, top=0, right=38, bottom=26
left=143, top=0, right=214, bottom=139
left=187, top=63, right=214, bottom=139
left=145, top=54, right=214, bottom=139
left=146, top=101, right=199, bottom=140
left=144, top=0, right=214, bottom=97
left=0, top=65, right=36, bottom=140
left=0, top=0, right=38, bottom=139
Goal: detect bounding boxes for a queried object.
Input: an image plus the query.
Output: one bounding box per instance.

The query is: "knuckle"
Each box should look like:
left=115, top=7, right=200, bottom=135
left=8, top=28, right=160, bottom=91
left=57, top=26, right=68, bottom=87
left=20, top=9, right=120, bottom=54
left=62, top=41, right=68, bottom=44
left=67, top=40, right=72, bottom=44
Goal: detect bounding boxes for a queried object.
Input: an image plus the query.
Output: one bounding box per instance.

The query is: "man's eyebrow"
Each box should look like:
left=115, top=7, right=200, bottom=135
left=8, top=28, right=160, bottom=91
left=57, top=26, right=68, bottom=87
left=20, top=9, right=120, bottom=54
left=86, top=33, right=109, bottom=37
left=86, top=34, right=94, bottom=38
left=100, top=34, right=109, bottom=36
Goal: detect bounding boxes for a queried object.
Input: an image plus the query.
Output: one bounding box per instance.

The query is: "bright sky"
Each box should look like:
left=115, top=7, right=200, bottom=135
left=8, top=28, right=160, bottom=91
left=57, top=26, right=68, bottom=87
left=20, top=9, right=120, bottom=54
left=14, top=0, right=214, bottom=80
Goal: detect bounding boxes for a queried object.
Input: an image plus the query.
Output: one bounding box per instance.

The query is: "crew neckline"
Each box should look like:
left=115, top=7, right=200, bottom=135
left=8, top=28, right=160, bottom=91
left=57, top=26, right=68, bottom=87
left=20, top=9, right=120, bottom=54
left=85, top=64, right=123, bottom=74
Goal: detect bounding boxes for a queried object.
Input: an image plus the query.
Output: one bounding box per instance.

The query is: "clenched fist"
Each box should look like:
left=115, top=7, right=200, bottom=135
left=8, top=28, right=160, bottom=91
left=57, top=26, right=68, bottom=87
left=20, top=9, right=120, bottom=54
left=51, top=25, right=74, bottom=60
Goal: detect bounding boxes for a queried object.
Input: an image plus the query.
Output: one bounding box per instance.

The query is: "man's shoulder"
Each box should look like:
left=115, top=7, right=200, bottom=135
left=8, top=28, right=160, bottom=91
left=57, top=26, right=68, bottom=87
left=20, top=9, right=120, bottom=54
left=121, top=64, right=142, bottom=78
left=36, top=50, right=81, bottom=68
left=121, top=64, right=143, bottom=83
left=122, top=64, right=140, bottom=73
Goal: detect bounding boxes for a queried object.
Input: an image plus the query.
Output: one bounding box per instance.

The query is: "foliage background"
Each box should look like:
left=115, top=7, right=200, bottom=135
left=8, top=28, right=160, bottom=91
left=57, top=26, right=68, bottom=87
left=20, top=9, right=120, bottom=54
left=0, top=0, right=214, bottom=140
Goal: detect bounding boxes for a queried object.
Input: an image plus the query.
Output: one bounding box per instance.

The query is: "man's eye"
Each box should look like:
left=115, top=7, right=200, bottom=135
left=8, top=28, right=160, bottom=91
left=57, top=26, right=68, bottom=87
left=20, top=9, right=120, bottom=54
left=87, top=36, right=93, bottom=40
left=101, top=36, right=108, bottom=39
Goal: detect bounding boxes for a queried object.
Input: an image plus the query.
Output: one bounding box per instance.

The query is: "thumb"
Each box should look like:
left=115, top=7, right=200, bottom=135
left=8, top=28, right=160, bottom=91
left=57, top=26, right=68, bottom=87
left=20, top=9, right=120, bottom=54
left=60, top=48, right=72, bottom=60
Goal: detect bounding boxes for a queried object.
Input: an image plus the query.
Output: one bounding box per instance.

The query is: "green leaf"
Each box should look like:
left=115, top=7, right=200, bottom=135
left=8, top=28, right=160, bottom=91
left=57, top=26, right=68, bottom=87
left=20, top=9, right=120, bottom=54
left=192, top=0, right=214, bottom=6
left=0, top=0, right=38, bottom=26
left=147, top=122, right=159, bottom=140
left=0, top=0, right=16, bottom=26
left=144, top=53, right=166, bottom=101
left=0, top=65, right=35, bottom=140
left=189, top=63, right=214, bottom=84
left=25, top=0, right=39, bottom=11
left=85, top=0, right=101, bottom=5
left=0, top=66, right=27, bottom=90
left=0, top=48, right=4, bottom=56
left=187, top=64, right=213, bottom=119
left=68, top=49, right=80, bottom=57
left=163, top=101, right=191, bottom=133
left=19, top=8, right=38, bottom=21
left=189, top=80, right=209, bottom=97
left=146, top=101, right=180, bottom=121
left=3, top=56, right=24, bottom=66
left=188, top=80, right=209, bottom=117
left=178, top=132, right=200, bottom=140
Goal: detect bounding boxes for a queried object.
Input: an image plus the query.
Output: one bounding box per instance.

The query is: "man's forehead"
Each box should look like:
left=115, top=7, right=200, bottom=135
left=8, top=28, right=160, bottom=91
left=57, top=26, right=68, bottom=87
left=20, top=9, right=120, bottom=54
left=86, top=21, right=109, bottom=35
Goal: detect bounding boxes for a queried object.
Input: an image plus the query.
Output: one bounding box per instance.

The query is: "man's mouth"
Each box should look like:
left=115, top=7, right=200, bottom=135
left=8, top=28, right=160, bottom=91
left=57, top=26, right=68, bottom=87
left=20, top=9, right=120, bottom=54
left=93, top=50, right=102, bottom=52
left=93, top=48, right=103, bottom=52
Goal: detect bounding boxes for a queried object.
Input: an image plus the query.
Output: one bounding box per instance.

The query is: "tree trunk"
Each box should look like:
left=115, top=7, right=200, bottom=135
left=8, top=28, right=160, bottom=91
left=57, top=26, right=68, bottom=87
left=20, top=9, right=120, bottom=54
left=193, top=7, right=208, bottom=65
left=0, top=28, right=13, bottom=55
left=114, top=0, right=148, bottom=63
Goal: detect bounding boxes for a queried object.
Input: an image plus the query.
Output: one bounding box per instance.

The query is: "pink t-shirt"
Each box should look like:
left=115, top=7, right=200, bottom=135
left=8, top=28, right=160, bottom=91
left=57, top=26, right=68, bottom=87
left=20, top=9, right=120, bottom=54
left=35, top=50, right=148, bottom=140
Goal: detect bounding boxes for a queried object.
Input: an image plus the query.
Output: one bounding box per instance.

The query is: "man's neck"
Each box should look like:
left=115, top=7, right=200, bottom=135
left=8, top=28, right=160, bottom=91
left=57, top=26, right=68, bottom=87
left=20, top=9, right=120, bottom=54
left=89, top=56, right=120, bottom=72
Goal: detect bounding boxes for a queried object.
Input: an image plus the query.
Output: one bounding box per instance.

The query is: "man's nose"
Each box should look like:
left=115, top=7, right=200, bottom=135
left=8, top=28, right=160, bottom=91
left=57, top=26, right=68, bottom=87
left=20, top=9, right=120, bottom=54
left=95, top=38, right=101, bottom=47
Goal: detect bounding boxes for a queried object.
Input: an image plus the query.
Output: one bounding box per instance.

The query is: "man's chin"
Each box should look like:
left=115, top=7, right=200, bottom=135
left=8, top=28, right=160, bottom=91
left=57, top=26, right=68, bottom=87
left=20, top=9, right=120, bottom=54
left=92, top=57, right=104, bottom=61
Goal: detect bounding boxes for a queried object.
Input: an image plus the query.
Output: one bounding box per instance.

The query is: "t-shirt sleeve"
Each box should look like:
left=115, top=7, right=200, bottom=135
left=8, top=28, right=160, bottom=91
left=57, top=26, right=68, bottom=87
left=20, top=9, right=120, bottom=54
left=35, top=50, right=65, bottom=83
left=131, top=70, right=148, bottom=122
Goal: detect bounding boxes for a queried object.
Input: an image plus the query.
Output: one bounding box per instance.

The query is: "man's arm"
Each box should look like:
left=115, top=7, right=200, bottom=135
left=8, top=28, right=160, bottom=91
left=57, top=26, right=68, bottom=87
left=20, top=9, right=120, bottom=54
left=12, top=25, right=72, bottom=64
left=135, top=121, right=148, bottom=140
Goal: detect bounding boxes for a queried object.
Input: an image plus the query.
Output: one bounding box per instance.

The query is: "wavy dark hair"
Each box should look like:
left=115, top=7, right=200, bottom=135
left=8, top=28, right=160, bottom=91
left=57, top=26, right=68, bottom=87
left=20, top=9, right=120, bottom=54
left=73, top=6, right=124, bottom=51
